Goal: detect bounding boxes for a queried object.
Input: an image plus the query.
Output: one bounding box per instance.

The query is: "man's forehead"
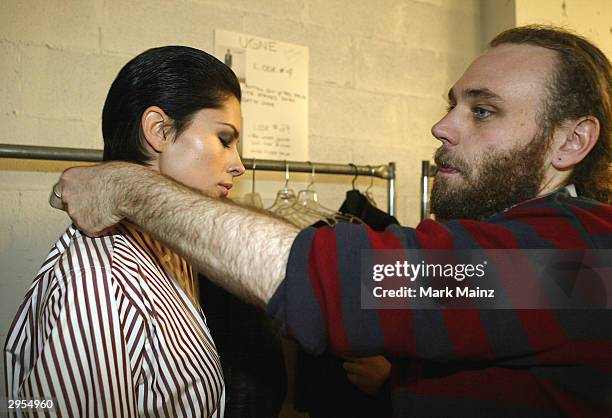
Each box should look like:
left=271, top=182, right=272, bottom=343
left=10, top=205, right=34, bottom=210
left=450, top=43, right=557, bottom=102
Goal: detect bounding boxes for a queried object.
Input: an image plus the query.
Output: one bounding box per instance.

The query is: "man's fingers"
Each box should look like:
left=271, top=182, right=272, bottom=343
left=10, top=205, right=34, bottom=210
left=48, top=163, right=125, bottom=235
left=346, top=373, right=360, bottom=384
left=342, top=361, right=363, bottom=374
left=346, top=373, right=367, bottom=388
left=346, top=373, right=377, bottom=396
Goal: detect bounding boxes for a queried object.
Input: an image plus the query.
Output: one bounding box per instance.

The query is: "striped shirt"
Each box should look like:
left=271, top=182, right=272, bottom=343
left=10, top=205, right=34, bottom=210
left=268, top=189, right=612, bottom=417
left=5, top=223, right=224, bottom=418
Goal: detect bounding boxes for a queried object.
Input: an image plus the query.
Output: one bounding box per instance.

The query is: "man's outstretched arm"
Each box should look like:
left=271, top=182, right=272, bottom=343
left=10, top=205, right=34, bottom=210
left=52, top=162, right=299, bottom=306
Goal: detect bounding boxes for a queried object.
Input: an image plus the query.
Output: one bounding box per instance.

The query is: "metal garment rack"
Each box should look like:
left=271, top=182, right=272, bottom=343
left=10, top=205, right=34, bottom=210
left=420, top=160, right=437, bottom=221
left=0, top=143, right=397, bottom=216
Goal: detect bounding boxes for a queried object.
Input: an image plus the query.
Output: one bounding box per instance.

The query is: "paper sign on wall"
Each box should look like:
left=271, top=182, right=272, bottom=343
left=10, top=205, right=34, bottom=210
left=214, top=30, right=308, bottom=160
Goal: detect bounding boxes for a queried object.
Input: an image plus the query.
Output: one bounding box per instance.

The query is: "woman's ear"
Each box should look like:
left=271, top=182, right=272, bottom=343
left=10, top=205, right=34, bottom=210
left=551, top=116, right=600, bottom=170
left=141, top=106, right=171, bottom=153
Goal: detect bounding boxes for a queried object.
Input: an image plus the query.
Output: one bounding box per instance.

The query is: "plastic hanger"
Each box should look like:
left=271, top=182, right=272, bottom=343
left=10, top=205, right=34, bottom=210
left=364, top=165, right=377, bottom=207
left=293, top=163, right=338, bottom=226
left=268, top=161, right=307, bottom=227
left=344, top=163, right=366, bottom=216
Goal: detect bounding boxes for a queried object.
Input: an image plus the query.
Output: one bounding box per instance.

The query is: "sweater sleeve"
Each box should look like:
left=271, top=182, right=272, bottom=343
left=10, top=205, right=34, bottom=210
left=267, top=212, right=612, bottom=368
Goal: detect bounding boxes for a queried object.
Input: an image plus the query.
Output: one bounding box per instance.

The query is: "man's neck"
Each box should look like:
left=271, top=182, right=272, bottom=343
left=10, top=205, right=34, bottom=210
left=537, top=183, right=577, bottom=198
left=538, top=167, right=572, bottom=197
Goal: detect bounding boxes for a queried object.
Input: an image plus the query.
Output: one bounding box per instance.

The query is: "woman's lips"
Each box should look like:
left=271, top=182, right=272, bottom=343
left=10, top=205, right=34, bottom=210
left=218, top=183, right=232, bottom=196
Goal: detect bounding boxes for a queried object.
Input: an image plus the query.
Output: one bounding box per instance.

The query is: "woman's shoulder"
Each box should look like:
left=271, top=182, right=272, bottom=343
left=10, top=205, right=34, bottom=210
left=39, top=225, right=118, bottom=289
left=40, top=225, right=152, bottom=314
left=60, top=223, right=157, bottom=271
left=42, top=223, right=156, bottom=291
left=15, top=225, right=127, bottom=329
left=46, top=223, right=192, bottom=315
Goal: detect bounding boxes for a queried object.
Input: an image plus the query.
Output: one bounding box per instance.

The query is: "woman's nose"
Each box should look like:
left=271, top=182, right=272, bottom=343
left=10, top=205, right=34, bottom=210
left=229, top=149, right=245, bottom=177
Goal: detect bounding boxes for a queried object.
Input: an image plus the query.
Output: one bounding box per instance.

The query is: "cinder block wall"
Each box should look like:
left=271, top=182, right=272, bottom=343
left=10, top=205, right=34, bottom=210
left=0, top=0, right=482, bottom=403
left=515, top=0, right=612, bottom=59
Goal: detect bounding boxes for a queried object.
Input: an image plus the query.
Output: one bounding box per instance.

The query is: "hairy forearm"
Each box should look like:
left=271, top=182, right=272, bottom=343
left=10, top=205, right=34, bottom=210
left=116, top=165, right=299, bottom=306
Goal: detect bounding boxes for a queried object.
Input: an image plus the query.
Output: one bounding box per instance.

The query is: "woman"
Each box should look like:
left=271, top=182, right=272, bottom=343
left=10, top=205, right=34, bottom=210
left=5, top=46, right=245, bottom=418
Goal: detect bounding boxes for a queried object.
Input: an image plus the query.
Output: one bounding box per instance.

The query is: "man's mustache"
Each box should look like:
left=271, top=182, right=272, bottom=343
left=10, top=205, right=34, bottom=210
left=433, top=147, right=469, bottom=173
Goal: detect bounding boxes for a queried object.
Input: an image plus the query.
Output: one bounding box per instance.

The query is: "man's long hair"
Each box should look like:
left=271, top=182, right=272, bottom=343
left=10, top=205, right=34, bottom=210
left=491, top=25, right=611, bottom=204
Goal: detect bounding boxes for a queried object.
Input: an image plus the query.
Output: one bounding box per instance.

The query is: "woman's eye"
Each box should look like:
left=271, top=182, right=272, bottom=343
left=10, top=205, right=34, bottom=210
left=219, top=137, right=231, bottom=148
left=473, top=107, right=493, bottom=119
left=445, top=104, right=455, bottom=113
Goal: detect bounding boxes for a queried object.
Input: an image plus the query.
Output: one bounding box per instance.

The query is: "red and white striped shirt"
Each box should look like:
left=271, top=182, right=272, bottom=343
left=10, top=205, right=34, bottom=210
left=4, top=223, right=225, bottom=418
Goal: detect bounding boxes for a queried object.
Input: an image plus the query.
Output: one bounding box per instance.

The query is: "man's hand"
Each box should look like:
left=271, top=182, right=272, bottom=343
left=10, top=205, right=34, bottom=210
left=343, top=355, right=391, bottom=396
left=50, top=162, right=134, bottom=236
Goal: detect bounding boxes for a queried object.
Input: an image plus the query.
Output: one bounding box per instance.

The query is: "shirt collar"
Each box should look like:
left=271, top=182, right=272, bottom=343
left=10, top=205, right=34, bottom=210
left=478, top=184, right=578, bottom=221
left=121, top=222, right=197, bottom=304
left=510, top=184, right=578, bottom=209
left=565, top=184, right=578, bottom=197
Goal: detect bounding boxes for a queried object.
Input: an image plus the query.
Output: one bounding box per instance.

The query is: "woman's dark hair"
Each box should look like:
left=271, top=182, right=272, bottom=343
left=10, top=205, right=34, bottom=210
left=102, top=46, right=241, bottom=164
left=491, top=25, right=611, bottom=203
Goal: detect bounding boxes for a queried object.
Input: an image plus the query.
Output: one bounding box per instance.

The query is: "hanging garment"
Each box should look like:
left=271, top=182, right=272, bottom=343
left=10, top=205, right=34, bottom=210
left=199, top=275, right=287, bottom=418
left=340, top=189, right=399, bottom=230
left=294, top=190, right=397, bottom=418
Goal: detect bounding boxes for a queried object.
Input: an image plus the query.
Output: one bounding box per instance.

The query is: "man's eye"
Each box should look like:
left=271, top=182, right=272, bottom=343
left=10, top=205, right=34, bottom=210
left=445, top=104, right=455, bottom=113
left=473, top=107, right=492, bottom=119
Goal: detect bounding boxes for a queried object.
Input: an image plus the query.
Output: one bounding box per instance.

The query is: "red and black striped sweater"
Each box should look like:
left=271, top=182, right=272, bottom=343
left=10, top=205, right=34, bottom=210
left=268, top=189, right=612, bottom=417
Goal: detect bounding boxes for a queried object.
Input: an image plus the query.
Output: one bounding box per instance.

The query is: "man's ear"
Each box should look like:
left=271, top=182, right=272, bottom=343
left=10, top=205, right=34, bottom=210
left=141, top=106, right=172, bottom=153
left=551, top=116, right=600, bottom=170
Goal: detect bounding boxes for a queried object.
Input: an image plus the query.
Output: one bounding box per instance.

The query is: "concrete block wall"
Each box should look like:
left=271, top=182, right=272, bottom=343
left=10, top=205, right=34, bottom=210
left=515, top=0, right=612, bottom=59
left=0, top=0, right=483, bottom=406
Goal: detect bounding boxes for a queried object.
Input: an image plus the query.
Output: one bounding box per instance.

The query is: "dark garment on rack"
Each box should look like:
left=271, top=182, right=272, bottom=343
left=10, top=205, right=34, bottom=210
left=340, top=189, right=399, bottom=230
left=199, top=275, right=287, bottom=418
left=294, top=190, right=396, bottom=418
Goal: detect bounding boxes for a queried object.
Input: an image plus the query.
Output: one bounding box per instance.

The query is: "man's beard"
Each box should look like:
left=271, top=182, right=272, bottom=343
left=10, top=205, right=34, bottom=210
left=430, top=132, right=550, bottom=221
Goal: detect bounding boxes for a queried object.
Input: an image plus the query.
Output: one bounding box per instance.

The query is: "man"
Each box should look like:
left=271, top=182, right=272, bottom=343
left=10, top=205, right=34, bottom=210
left=51, top=26, right=611, bottom=417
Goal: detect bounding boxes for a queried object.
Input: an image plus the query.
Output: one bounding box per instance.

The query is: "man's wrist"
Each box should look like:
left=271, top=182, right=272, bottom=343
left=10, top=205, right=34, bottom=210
left=107, top=162, right=147, bottom=220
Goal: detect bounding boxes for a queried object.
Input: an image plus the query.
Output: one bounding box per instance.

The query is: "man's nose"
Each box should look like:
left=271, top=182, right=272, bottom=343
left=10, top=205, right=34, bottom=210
left=431, top=112, right=459, bottom=146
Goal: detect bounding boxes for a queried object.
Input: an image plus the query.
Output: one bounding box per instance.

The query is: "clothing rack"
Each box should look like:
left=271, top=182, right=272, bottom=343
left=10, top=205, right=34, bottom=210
left=0, top=143, right=397, bottom=216
left=420, top=160, right=437, bottom=221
